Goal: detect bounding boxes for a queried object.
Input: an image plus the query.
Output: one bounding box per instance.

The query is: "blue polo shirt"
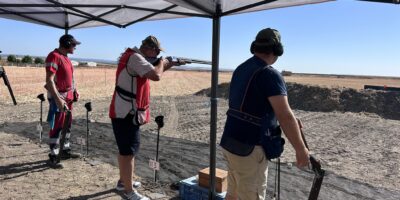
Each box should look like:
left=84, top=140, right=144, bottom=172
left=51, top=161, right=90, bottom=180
left=220, top=56, right=287, bottom=156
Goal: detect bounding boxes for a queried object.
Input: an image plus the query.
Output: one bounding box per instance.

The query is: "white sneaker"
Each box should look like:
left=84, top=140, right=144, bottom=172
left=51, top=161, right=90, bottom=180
left=116, top=180, right=141, bottom=191
left=122, top=191, right=149, bottom=200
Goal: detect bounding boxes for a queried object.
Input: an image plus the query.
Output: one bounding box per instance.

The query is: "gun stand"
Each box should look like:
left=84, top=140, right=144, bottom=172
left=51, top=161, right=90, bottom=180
left=84, top=102, right=92, bottom=156
left=153, top=115, right=164, bottom=182
left=272, top=158, right=281, bottom=200
left=37, top=94, right=45, bottom=146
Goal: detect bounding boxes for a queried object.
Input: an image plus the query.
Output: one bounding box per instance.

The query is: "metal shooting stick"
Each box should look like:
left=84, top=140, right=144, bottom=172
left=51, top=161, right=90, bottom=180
left=37, top=94, right=45, bottom=144
left=154, top=115, right=164, bottom=182
left=0, top=66, right=17, bottom=105
left=84, top=102, right=92, bottom=156
left=273, top=157, right=281, bottom=200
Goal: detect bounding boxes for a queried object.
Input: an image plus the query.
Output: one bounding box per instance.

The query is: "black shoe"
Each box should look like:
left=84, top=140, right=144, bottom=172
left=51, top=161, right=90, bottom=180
left=61, top=150, right=82, bottom=160
left=47, top=154, right=63, bottom=169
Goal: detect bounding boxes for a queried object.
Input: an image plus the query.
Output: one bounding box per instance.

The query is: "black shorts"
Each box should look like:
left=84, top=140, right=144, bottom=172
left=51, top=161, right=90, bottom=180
left=111, top=114, right=140, bottom=156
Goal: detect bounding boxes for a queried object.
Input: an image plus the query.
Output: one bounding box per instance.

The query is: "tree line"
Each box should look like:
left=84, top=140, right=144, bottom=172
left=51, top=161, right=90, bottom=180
left=3, top=55, right=44, bottom=64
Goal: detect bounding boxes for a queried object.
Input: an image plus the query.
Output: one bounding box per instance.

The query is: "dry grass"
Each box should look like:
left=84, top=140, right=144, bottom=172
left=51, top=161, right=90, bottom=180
left=0, top=66, right=232, bottom=103
left=1, top=66, right=399, bottom=104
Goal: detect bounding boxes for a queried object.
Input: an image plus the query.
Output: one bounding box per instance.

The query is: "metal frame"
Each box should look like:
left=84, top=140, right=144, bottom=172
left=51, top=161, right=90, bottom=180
left=359, top=0, right=400, bottom=4
left=0, top=2, right=213, bottom=29
left=0, top=1, right=343, bottom=199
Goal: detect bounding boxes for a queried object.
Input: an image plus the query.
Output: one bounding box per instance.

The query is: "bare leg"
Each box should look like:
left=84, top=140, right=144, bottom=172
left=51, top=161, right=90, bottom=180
left=131, top=158, right=136, bottom=181
left=119, top=158, right=136, bottom=180
left=118, top=154, right=134, bottom=193
left=225, top=194, right=238, bottom=200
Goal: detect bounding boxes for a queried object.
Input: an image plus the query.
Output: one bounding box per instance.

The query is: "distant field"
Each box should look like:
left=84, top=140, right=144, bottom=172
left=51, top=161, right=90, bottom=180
left=0, top=66, right=399, bottom=104
left=284, top=73, right=400, bottom=90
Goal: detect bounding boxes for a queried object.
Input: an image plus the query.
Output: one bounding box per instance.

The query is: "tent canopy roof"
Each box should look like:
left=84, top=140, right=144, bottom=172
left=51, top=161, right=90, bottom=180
left=0, top=0, right=332, bottom=29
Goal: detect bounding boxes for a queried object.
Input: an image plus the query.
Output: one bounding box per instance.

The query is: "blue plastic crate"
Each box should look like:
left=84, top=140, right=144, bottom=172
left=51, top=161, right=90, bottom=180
left=180, top=176, right=226, bottom=200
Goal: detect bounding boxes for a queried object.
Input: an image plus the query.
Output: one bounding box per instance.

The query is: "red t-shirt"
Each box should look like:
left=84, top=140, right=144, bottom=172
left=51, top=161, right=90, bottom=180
left=45, top=49, right=74, bottom=100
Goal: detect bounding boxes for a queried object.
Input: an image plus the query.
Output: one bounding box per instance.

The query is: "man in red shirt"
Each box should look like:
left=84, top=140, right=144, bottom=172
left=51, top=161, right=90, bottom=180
left=45, top=34, right=81, bottom=168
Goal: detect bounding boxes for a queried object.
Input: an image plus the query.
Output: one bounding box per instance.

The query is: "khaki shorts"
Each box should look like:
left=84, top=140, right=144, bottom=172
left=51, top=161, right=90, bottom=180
left=222, top=146, right=268, bottom=200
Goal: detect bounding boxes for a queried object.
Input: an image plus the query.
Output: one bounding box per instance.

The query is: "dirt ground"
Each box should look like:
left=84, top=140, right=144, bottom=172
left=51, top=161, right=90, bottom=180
left=1, top=69, right=400, bottom=199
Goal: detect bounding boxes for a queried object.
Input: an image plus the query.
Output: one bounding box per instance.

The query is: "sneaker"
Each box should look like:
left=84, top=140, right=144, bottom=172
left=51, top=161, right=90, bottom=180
left=116, top=180, right=141, bottom=191
left=122, top=191, right=149, bottom=200
left=47, top=154, right=63, bottom=169
left=61, top=150, right=81, bottom=160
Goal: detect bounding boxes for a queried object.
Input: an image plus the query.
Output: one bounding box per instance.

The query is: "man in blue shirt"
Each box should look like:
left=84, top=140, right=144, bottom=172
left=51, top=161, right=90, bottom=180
left=220, top=28, right=310, bottom=200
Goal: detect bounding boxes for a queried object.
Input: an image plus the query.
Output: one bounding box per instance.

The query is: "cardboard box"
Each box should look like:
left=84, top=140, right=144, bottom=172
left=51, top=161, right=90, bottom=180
left=198, top=167, right=228, bottom=193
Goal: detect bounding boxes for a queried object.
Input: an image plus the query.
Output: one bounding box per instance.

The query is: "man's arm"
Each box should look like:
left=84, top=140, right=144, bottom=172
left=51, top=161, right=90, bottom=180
left=143, top=57, right=165, bottom=81
left=143, top=57, right=180, bottom=81
left=268, top=95, right=309, bottom=167
left=45, top=70, right=66, bottom=111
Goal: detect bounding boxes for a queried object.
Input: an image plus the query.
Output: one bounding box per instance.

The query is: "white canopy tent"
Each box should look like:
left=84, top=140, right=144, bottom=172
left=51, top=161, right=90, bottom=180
left=6, top=0, right=397, bottom=198
left=0, top=0, right=335, bottom=29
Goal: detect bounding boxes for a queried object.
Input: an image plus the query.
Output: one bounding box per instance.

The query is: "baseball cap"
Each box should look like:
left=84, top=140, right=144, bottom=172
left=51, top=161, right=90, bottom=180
left=59, top=34, right=81, bottom=46
left=142, top=35, right=164, bottom=52
left=253, top=28, right=281, bottom=46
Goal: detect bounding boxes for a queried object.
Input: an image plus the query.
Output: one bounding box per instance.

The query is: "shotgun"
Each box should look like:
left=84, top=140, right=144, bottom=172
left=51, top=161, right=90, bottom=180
left=0, top=66, right=17, bottom=105
left=297, top=119, right=325, bottom=200
left=147, top=56, right=212, bottom=66
left=166, top=56, right=212, bottom=65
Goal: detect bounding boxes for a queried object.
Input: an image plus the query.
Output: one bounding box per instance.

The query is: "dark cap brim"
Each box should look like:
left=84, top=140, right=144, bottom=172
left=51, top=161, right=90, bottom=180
left=72, top=39, right=81, bottom=45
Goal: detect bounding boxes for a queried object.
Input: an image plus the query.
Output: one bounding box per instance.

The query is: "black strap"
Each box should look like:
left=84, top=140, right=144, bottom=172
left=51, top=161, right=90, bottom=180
left=115, top=85, right=136, bottom=99
left=226, top=108, right=262, bottom=126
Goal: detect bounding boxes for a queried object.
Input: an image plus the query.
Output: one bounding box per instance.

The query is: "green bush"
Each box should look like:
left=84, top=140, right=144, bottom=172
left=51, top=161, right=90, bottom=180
left=22, top=55, right=33, bottom=63
left=34, top=57, right=44, bottom=64
left=7, top=55, right=17, bottom=62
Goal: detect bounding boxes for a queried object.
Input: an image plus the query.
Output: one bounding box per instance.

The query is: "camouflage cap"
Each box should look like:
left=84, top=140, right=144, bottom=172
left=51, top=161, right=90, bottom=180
left=253, top=28, right=281, bottom=46
left=142, top=35, right=164, bottom=51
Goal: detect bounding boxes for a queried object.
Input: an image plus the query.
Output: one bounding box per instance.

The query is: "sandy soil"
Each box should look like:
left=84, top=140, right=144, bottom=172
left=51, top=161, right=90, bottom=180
left=1, top=69, right=400, bottom=199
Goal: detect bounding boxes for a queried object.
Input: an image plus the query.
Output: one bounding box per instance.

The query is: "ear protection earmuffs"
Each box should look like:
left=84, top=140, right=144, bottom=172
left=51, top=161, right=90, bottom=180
left=59, top=35, right=78, bottom=49
left=61, top=39, right=73, bottom=49
left=250, top=41, right=284, bottom=56
left=272, top=43, right=284, bottom=56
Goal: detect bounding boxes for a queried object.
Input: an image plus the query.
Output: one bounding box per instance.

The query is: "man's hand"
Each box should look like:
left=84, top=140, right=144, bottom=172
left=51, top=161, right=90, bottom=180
left=296, top=147, right=310, bottom=168
left=175, top=58, right=186, bottom=66
left=73, top=90, right=79, bottom=102
left=55, top=97, right=67, bottom=112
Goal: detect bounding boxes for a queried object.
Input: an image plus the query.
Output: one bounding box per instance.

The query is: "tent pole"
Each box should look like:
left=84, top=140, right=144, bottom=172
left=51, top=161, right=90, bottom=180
left=209, top=3, right=221, bottom=200
left=65, top=11, right=69, bottom=34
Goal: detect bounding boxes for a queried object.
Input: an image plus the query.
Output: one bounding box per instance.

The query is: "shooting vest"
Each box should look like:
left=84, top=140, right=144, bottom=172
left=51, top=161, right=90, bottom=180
left=220, top=56, right=283, bottom=157
left=109, top=48, right=150, bottom=125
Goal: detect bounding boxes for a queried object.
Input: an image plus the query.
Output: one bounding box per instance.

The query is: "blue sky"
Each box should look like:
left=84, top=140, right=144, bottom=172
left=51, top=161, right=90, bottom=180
left=0, top=0, right=399, bottom=76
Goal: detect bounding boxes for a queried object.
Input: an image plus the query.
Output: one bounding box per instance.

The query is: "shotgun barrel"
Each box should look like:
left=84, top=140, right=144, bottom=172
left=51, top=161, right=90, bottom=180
left=166, top=56, right=212, bottom=65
